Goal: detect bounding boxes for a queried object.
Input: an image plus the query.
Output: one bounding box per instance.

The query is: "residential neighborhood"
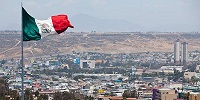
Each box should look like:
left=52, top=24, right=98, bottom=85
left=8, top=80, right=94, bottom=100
left=1, top=48, right=200, bottom=100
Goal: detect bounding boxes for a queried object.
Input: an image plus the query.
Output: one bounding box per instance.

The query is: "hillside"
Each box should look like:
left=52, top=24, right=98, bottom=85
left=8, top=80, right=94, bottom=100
left=0, top=31, right=200, bottom=59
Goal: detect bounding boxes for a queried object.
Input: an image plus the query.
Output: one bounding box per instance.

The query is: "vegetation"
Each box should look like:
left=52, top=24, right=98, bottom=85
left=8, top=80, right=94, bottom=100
left=0, top=78, right=85, bottom=100
left=24, top=88, right=33, bottom=100
left=0, top=77, right=20, bottom=100
left=53, top=91, right=76, bottom=100
left=37, top=94, right=48, bottom=100
left=122, top=89, right=137, bottom=99
left=183, top=92, right=190, bottom=100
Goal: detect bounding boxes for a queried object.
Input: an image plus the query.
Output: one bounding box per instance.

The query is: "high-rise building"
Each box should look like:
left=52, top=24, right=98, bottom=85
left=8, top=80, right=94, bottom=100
left=181, top=42, right=188, bottom=66
left=174, top=39, right=180, bottom=64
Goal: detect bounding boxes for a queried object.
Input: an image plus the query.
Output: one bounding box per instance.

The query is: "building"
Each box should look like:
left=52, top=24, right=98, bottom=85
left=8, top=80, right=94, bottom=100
left=166, top=83, right=182, bottom=90
left=189, top=93, right=200, bottom=100
left=184, top=72, right=196, bottom=79
left=181, top=42, right=188, bottom=66
left=136, top=69, right=143, bottom=75
left=195, top=73, right=200, bottom=78
left=160, top=66, right=184, bottom=72
left=152, top=88, right=178, bottom=100
left=131, top=66, right=136, bottom=76
left=195, top=65, right=200, bottom=72
left=174, top=39, right=180, bottom=64
left=72, top=73, right=122, bottom=80
left=80, top=60, right=95, bottom=68
left=96, top=96, right=136, bottom=100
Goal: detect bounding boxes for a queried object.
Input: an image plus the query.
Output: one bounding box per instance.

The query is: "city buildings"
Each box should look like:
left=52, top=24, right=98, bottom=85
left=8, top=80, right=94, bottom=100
left=174, top=39, right=188, bottom=66
left=0, top=46, right=199, bottom=99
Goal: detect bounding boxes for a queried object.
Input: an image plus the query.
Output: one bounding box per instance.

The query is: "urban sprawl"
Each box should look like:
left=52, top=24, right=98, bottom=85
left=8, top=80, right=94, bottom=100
left=0, top=31, right=200, bottom=100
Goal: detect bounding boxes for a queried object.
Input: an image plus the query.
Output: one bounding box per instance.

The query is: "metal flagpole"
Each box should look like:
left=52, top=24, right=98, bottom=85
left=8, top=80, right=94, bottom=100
left=21, top=2, right=25, bottom=100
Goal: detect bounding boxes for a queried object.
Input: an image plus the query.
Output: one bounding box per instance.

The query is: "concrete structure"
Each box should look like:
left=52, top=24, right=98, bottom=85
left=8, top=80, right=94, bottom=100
left=153, top=88, right=178, bottom=100
left=166, top=83, right=182, bottom=90
left=80, top=60, right=95, bottom=68
left=195, top=73, right=200, bottom=78
left=184, top=72, right=196, bottom=79
left=174, top=39, right=180, bottom=64
left=160, top=66, right=183, bottom=72
left=189, top=93, right=200, bottom=100
left=196, top=65, right=200, bottom=72
left=181, top=42, right=188, bottom=66
left=134, top=80, right=146, bottom=88
left=96, top=96, right=136, bottom=100
left=136, top=69, right=143, bottom=75
left=162, top=69, right=174, bottom=74
left=131, top=66, right=136, bottom=76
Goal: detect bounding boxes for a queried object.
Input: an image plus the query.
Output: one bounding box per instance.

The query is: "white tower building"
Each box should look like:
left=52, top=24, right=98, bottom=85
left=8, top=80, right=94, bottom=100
left=174, top=39, right=180, bottom=64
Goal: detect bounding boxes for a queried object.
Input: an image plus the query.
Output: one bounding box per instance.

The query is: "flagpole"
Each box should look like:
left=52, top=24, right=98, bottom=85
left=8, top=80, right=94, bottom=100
left=21, top=3, right=25, bottom=100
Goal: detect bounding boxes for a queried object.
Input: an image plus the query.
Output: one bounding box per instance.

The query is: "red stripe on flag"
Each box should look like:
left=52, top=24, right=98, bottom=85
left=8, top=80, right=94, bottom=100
left=51, top=14, right=74, bottom=34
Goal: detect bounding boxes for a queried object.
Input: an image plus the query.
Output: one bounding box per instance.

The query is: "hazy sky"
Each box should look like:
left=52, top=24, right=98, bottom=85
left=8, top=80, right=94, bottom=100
left=0, top=0, right=200, bottom=32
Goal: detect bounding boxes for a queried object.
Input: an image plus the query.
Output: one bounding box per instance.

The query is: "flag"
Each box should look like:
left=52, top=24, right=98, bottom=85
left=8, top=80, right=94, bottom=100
left=22, top=7, right=74, bottom=41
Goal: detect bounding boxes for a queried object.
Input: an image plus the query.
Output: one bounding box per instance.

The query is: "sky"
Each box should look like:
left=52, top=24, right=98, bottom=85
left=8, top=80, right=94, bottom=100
left=0, top=0, right=200, bottom=32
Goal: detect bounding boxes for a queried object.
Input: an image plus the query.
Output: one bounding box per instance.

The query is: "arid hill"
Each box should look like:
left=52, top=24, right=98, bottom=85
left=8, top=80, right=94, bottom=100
left=0, top=31, right=199, bottom=59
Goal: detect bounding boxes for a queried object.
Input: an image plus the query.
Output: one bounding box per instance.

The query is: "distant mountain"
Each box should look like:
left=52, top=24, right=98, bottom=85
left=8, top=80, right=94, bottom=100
left=70, top=14, right=147, bottom=32
left=150, top=24, right=200, bottom=32
left=0, top=23, right=20, bottom=31
left=1, top=13, right=198, bottom=32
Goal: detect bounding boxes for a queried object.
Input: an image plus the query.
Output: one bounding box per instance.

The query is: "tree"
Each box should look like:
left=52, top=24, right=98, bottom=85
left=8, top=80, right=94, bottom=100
left=183, top=92, right=190, bottom=100
left=61, top=92, right=76, bottom=100
left=191, top=76, right=198, bottom=85
left=8, top=89, right=20, bottom=100
left=25, top=88, right=33, bottom=100
left=0, top=77, right=19, bottom=100
left=53, top=92, right=62, bottom=100
left=34, top=90, right=39, bottom=97
left=0, top=78, right=7, bottom=100
left=84, top=95, right=94, bottom=100
left=1, top=59, right=6, bottom=65
left=42, top=94, right=48, bottom=100
left=53, top=92, right=76, bottom=100
left=37, top=94, right=48, bottom=100
left=122, top=90, right=137, bottom=98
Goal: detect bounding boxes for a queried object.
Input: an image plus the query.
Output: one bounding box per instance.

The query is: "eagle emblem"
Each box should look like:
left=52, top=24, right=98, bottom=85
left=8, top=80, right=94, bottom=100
left=41, top=23, right=51, bottom=33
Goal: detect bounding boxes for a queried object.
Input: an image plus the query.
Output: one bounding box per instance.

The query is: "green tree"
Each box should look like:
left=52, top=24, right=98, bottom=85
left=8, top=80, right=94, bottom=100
left=35, top=90, right=39, bottom=97
left=42, top=94, right=48, bottom=100
left=0, top=78, right=7, bottom=100
left=8, top=89, right=20, bottom=100
left=37, top=94, right=48, bottom=100
left=122, top=90, right=137, bottom=98
left=84, top=95, right=94, bottom=100
left=24, top=88, right=33, bottom=100
left=53, top=91, right=76, bottom=100
left=53, top=92, right=62, bottom=100
left=183, top=92, right=190, bottom=100
left=1, top=59, right=6, bottom=65
left=191, top=76, right=198, bottom=85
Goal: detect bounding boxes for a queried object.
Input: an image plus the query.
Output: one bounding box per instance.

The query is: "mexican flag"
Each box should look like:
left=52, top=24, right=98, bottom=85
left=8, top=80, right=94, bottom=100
left=22, top=7, right=74, bottom=41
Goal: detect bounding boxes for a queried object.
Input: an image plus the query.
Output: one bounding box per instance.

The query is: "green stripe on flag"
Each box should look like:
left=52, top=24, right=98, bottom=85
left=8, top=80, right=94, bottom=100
left=22, top=7, right=41, bottom=41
